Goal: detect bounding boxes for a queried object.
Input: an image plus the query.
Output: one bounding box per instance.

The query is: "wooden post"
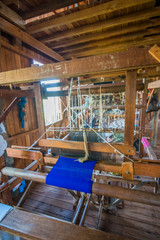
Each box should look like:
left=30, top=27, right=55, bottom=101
left=151, top=88, right=160, bottom=147
left=124, top=70, right=137, bottom=146
left=139, top=80, right=148, bottom=157
left=34, top=82, right=45, bottom=138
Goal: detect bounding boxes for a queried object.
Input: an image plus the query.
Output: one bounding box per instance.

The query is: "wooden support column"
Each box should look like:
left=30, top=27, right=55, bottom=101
left=34, top=83, right=45, bottom=138
left=139, top=80, right=148, bottom=157
left=151, top=88, right=160, bottom=147
left=124, top=70, right=137, bottom=146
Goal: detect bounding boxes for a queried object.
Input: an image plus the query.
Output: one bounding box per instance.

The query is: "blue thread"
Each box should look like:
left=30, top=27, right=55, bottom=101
left=18, top=97, right=27, bottom=128
left=46, top=156, right=96, bottom=193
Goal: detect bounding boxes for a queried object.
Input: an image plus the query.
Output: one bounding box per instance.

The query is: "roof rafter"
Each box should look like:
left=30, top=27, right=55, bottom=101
left=40, top=7, right=160, bottom=44
left=0, top=1, right=25, bottom=30
left=27, top=0, right=155, bottom=34
left=0, top=17, right=64, bottom=62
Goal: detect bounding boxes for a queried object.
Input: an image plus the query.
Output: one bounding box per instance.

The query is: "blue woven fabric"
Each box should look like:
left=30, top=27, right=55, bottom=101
left=46, top=156, right=96, bottom=193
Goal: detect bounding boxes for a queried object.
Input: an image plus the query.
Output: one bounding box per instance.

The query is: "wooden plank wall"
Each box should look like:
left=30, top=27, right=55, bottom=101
left=0, top=35, right=39, bottom=168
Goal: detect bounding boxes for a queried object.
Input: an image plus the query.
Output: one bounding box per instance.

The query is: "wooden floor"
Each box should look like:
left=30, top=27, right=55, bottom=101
left=22, top=183, right=160, bottom=240
left=21, top=118, right=160, bottom=240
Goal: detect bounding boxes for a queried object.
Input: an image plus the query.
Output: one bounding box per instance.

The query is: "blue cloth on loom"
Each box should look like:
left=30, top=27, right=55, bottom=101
left=46, top=156, right=96, bottom=193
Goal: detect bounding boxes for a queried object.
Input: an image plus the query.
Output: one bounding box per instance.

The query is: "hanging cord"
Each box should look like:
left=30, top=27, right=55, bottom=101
left=67, top=80, right=134, bottom=163
left=27, top=79, right=134, bottom=162
left=75, top=130, right=89, bottom=163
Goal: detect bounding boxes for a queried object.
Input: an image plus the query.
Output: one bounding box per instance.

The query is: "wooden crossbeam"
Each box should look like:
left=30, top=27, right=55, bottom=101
left=0, top=17, right=64, bottom=62
left=44, top=83, right=144, bottom=97
left=0, top=1, right=25, bottom=30
left=27, top=0, right=155, bottom=34
left=0, top=88, right=34, bottom=98
left=8, top=129, right=38, bottom=141
left=0, top=47, right=159, bottom=85
left=39, top=139, right=136, bottom=155
left=40, top=7, right=160, bottom=43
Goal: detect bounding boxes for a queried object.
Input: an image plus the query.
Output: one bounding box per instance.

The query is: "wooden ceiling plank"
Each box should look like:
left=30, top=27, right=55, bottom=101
left=23, top=0, right=83, bottom=20
left=0, top=47, right=159, bottom=85
left=0, top=17, right=64, bottom=62
left=41, top=7, right=160, bottom=43
left=27, top=0, right=155, bottom=34
left=0, top=1, right=26, bottom=30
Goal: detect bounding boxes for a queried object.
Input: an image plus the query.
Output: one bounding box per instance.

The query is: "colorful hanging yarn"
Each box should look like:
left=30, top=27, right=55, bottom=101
left=18, top=97, right=27, bottom=129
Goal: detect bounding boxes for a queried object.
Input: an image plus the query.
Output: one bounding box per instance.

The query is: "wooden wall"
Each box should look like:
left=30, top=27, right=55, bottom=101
left=0, top=35, right=39, bottom=168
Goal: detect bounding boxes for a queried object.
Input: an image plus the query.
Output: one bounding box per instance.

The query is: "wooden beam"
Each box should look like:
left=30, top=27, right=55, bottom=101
left=149, top=44, right=160, bottom=63
left=0, top=1, right=25, bottom=30
left=0, top=40, right=53, bottom=64
left=148, top=80, right=160, bottom=88
left=8, top=128, right=38, bottom=141
left=0, top=47, right=159, bottom=85
left=23, top=0, right=83, bottom=20
left=0, top=17, right=64, bottom=62
left=40, top=7, right=160, bottom=43
left=0, top=88, right=34, bottom=98
left=34, top=83, right=45, bottom=137
left=2, top=168, right=160, bottom=206
left=44, top=83, right=144, bottom=97
left=124, top=70, right=137, bottom=146
left=0, top=208, right=126, bottom=240
left=0, top=160, right=38, bottom=191
left=48, top=22, right=153, bottom=48
left=39, top=139, right=136, bottom=155
left=27, top=0, right=155, bottom=34
left=6, top=148, right=42, bottom=161
left=139, top=81, right=148, bottom=157
left=63, top=35, right=160, bottom=58
left=58, top=31, right=146, bottom=54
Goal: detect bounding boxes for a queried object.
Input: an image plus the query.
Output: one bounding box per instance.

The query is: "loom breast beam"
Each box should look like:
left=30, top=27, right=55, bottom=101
left=1, top=167, right=160, bottom=207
